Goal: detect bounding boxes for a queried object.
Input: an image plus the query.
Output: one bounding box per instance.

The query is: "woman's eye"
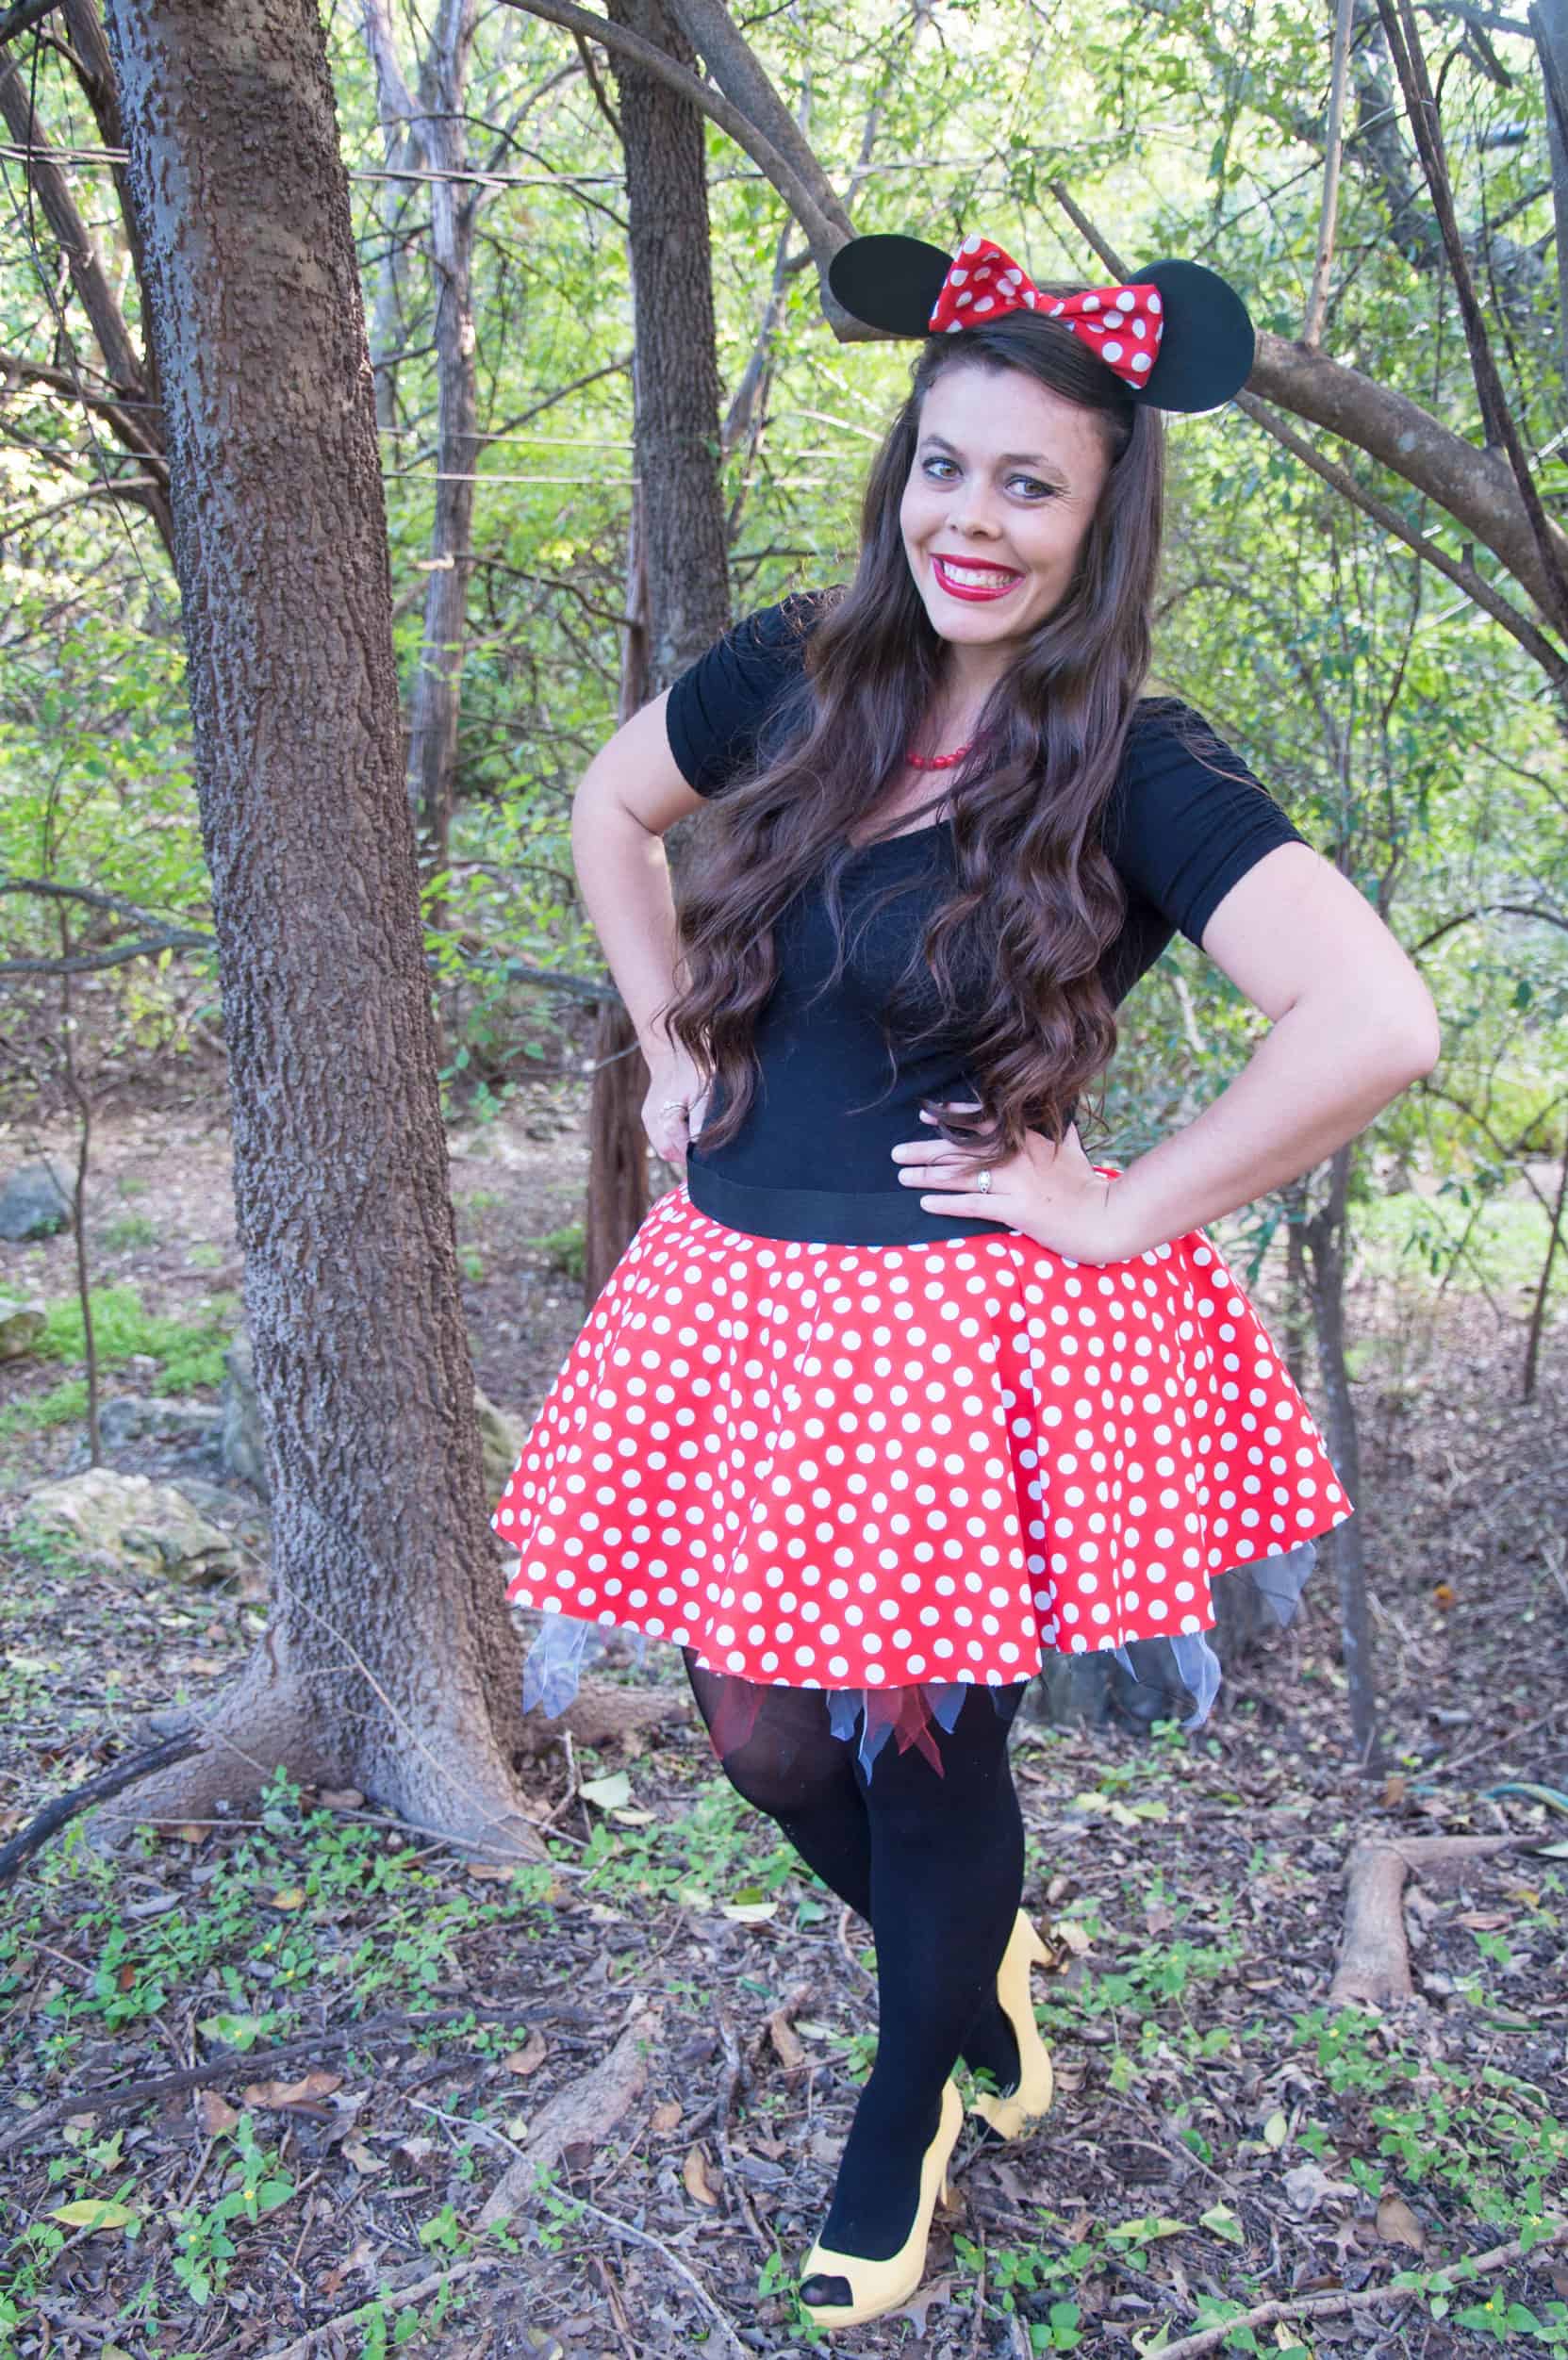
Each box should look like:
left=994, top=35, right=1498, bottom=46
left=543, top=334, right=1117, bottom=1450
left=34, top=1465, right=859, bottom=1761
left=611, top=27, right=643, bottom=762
left=919, top=457, right=1054, bottom=499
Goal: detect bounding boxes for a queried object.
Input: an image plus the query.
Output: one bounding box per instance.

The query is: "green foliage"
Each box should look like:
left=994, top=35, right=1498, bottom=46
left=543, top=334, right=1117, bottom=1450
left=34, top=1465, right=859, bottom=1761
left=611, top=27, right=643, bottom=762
left=517, top=1222, right=586, bottom=1281
left=33, top=1282, right=238, bottom=1393
left=101, top=1213, right=159, bottom=1251
left=0, top=1378, right=89, bottom=1437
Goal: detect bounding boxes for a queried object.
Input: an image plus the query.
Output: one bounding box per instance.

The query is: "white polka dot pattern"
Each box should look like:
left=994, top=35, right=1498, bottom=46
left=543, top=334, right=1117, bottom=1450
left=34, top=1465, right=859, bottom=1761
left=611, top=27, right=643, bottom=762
left=491, top=1179, right=1353, bottom=1692
left=927, top=234, right=1165, bottom=391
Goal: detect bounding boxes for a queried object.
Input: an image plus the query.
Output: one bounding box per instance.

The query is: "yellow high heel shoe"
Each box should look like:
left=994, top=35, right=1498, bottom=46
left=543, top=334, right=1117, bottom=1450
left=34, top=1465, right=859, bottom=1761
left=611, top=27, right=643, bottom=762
left=968, top=1909, right=1055, bottom=2140
left=800, top=2078, right=964, bottom=2332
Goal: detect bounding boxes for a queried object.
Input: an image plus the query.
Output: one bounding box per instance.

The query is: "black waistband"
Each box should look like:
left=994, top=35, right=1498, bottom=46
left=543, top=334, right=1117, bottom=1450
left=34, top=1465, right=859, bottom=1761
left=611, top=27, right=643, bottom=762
left=683, top=1156, right=1012, bottom=1246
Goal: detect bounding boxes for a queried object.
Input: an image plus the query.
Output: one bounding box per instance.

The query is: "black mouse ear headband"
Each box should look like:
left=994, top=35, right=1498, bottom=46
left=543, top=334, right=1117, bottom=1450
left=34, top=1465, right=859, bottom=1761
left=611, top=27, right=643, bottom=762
left=827, top=232, right=1255, bottom=413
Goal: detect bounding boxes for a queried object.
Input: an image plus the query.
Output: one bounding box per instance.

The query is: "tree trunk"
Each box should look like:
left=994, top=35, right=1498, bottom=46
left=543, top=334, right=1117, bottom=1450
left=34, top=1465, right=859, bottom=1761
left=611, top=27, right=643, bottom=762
left=97, top=0, right=536, bottom=1857
left=585, top=490, right=654, bottom=1303
left=407, top=0, right=480, bottom=869
left=1302, top=1140, right=1382, bottom=1774
left=1536, top=0, right=1568, bottom=392
left=582, top=0, right=731, bottom=1305
left=359, top=0, right=421, bottom=439
left=359, top=0, right=480, bottom=878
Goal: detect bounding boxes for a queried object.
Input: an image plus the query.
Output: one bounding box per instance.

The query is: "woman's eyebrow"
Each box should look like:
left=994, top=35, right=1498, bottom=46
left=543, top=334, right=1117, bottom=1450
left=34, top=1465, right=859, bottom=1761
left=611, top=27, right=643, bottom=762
left=918, top=432, right=1069, bottom=483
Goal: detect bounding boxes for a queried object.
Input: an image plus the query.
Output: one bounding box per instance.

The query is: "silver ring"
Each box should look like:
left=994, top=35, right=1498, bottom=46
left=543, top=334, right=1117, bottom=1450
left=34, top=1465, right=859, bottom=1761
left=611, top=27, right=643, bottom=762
left=658, top=1098, right=689, bottom=1116
left=977, top=1166, right=993, bottom=1195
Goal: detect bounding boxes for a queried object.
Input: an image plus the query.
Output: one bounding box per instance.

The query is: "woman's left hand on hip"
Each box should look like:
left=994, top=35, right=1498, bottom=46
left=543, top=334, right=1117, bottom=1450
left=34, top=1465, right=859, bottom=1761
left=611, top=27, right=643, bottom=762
left=892, top=1103, right=1133, bottom=1264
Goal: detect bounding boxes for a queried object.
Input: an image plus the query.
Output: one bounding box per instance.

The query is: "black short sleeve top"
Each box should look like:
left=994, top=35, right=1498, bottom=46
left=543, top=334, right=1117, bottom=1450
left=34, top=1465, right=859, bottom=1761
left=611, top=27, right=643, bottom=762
left=664, top=592, right=1312, bottom=1245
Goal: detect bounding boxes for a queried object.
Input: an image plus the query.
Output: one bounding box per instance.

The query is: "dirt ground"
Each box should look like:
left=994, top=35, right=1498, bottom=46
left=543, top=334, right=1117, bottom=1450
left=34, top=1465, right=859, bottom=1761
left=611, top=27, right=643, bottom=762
left=1, top=1059, right=1565, bottom=2358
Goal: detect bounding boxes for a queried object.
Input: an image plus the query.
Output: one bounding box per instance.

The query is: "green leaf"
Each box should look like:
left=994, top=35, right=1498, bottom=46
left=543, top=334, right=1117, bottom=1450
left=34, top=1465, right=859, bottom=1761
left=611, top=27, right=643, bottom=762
left=49, top=2199, right=139, bottom=2232
left=197, top=2011, right=272, bottom=2052
left=1110, top=2217, right=1188, bottom=2245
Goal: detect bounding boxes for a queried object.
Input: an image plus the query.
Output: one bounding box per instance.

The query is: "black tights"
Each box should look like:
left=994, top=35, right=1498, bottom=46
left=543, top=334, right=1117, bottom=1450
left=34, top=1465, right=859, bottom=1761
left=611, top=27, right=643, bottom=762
left=685, top=1656, right=1029, bottom=2266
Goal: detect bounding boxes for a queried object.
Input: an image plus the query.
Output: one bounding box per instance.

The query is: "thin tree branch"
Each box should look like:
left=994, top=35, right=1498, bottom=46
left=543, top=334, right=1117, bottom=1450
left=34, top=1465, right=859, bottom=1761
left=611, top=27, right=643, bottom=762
left=0, top=1, right=59, bottom=47
left=0, top=1733, right=200, bottom=1884
left=1234, top=392, right=1568, bottom=690
left=1049, top=177, right=1568, bottom=623
left=1304, top=0, right=1356, bottom=346
left=572, top=25, right=621, bottom=138
left=0, top=345, right=167, bottom=468
left=0, top=932, right=212, bottom=975
left=496, top=0, right=856, bottom=306
left=1156, top=2220, right=1568, bottom=2360
left=1377, top=0, right=1568, bottom=631
left=0, top=473, right=164, bottom=537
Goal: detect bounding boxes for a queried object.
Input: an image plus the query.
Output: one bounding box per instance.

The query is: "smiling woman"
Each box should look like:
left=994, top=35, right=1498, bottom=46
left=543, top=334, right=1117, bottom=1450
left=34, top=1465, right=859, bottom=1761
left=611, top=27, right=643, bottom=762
left=902, top=391, right=1111, bottom=636
left=488, top=228, right=1430, bottom=2334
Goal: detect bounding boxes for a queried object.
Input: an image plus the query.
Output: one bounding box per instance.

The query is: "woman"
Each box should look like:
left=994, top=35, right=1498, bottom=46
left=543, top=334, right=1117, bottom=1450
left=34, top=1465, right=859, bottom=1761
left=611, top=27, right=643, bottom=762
left=492, top=232, right=1439, bottom=2330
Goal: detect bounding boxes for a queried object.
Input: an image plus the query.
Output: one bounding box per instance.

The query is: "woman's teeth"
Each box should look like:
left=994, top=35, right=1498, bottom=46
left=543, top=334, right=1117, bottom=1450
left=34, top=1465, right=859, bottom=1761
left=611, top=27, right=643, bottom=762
left=932, top=554, right=1022, bottom=599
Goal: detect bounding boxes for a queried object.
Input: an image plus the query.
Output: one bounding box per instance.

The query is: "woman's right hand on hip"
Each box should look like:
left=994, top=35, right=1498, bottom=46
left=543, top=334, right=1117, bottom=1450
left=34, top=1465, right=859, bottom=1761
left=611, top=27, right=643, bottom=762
left=642, top=1048, right=711, bottom=1173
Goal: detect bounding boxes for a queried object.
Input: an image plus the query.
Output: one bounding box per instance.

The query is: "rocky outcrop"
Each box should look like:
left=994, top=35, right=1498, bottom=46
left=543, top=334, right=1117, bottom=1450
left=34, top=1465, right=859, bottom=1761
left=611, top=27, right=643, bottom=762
left=23, top=1468, right=239, bottom=1583
left=0, top=1297, right=46, bottom=1360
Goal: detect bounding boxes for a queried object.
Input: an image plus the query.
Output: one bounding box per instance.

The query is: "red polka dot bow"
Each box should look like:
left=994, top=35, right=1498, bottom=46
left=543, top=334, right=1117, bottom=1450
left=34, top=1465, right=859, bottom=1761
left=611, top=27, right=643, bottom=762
left=927, top=235, right=1164, bottom=391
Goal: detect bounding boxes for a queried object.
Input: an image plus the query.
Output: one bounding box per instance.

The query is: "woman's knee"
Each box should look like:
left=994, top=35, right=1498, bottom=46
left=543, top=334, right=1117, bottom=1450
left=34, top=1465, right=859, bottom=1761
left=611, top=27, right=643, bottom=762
left=717, top=1737, right=855, bottom=1824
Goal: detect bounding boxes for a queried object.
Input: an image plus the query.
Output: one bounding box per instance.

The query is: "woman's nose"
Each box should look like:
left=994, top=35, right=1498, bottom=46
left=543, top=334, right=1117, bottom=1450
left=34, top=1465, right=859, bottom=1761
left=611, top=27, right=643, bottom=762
left=948, top=490, right=1001, bottom=536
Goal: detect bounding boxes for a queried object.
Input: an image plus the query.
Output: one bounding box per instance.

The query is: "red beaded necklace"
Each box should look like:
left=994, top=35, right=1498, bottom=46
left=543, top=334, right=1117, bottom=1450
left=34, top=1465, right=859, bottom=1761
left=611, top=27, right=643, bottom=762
left=905, top=740, right=974, bottom=770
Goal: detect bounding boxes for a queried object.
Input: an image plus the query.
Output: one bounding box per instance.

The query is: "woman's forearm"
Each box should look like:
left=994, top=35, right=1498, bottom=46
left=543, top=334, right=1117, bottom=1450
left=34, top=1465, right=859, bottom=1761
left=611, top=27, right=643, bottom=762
left=572, top=802, right=685, bottom=1060
left=1108, top=989, right=1439, bottom=1256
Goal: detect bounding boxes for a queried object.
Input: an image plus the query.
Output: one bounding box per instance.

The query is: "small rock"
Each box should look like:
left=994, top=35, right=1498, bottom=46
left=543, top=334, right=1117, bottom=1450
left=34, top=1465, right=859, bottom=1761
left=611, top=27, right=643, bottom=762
left=476, top=1385, right=524, bottom=1498
left=98, top=1396, right=223, bottom=1449
left=24, top=1467, right=239, bottom=1583
left=221, top=1333, right=269, bottom=1497
left=0, top=1296, right=46, bottom=1360
left=0, top=1163, right=74, bottom=1241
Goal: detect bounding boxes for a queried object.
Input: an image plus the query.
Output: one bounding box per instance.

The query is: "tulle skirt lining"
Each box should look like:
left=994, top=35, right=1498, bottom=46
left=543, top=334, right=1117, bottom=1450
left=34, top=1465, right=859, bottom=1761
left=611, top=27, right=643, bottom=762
left=517, top=1531, right=1317, bottom=1777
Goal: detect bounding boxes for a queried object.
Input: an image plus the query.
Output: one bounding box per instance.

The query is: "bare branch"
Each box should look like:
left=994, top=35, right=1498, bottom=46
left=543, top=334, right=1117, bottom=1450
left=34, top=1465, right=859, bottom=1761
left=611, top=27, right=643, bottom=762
left=1303, top=0, right=1356, bottom=347
left=0, top=1, right=59, bottom=47
left=0, top=1732, right=200, bottom=1886
left=1376, top=0, right=1568, bottom=631
left=496, top=0, right=858, bottom=309
left=0, top=472, right=164, bottom=537
left=1050, top=179, right=1568, bottom=620
left=1234, top=392, right=1568, bottom=691
left=0, top=50, right=147, bottom=396
left=0, top=346, right=167, bottom=469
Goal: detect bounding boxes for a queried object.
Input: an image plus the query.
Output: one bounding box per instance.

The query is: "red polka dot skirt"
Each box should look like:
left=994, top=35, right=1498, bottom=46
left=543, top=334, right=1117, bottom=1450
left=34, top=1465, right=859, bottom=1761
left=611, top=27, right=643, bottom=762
left=491, top=1171, right=1354, bottom=1702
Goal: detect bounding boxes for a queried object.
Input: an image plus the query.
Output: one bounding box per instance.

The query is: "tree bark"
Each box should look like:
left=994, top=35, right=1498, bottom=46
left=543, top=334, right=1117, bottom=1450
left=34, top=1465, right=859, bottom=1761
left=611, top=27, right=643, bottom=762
left=96, top=0, right=536, bottom=1857
left=1303, top=1140, right=1381, bottom=1774
left=581, top=0, right=731, bottom=1305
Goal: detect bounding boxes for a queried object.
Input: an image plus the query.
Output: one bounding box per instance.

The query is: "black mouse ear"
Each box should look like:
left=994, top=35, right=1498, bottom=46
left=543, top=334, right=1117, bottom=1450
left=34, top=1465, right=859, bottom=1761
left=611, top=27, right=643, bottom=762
left=1127, top=259, right=1255, bottom=412
left=827, top=234, right=1258, bottom=411
left=828, top=235, right=954, bottom=337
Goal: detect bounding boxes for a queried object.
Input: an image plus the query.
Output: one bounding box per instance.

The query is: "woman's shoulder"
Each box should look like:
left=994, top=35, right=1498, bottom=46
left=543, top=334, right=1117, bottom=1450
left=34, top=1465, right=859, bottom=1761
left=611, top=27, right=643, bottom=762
left=1116, top=692, right=1265, bottom=800
left=666, top=586, right=841, bottom=797
left=1125, top=691, right=1234, bottom=759
left=728, top=584, right=841, bottom=659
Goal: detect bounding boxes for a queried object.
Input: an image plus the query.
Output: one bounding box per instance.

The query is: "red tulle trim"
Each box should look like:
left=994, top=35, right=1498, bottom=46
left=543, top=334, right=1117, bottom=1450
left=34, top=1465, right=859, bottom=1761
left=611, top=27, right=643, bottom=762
left=704, top=1668, right=764, bottom=1762
left=701, top=1671, right=972, bottom=1777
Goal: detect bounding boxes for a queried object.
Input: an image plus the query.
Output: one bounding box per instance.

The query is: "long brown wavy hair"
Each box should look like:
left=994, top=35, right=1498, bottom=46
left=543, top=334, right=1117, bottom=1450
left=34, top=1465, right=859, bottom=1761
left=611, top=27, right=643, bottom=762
left=662, top=305, right=1167, bottom=1165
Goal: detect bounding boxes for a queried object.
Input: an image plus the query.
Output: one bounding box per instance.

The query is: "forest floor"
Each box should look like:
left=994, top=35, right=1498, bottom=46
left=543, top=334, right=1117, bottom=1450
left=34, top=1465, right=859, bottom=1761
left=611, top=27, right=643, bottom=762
left=1, top=1057, right=1566, bottom=2360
